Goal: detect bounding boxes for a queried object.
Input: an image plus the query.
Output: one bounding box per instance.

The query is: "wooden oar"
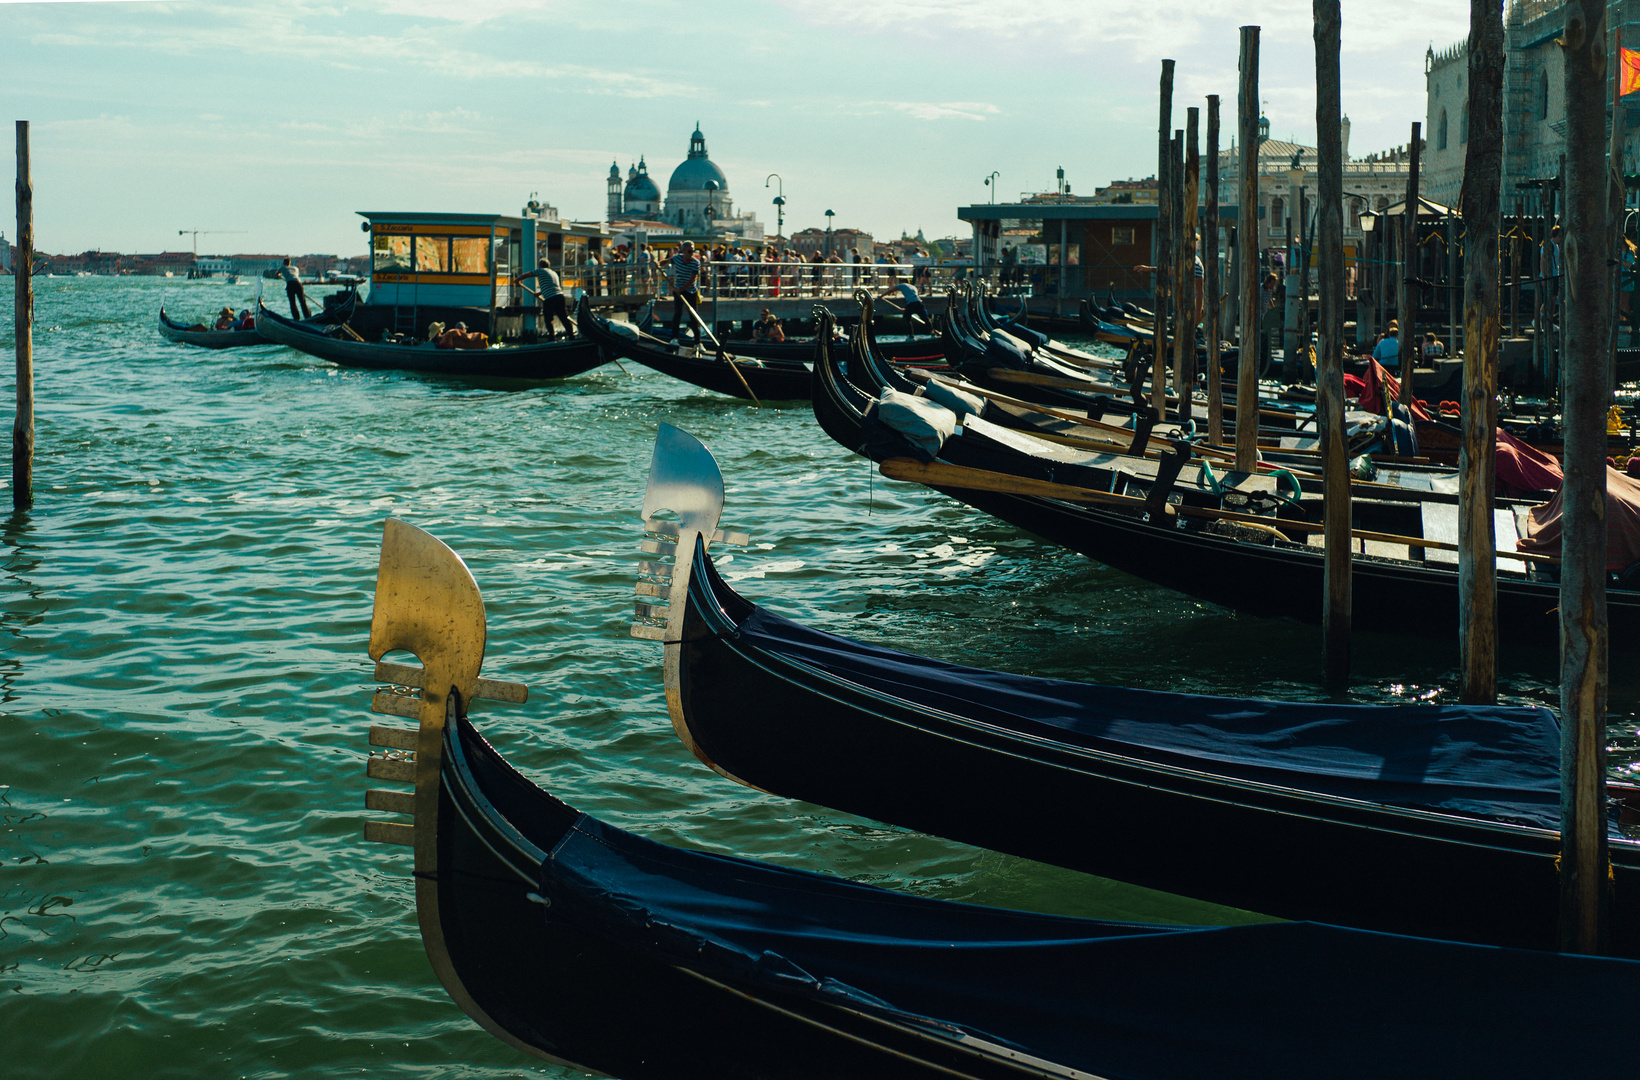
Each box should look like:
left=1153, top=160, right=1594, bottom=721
left=678, top=293, right=760, bottom=406
left=878, top=457, right=1556, bottom=565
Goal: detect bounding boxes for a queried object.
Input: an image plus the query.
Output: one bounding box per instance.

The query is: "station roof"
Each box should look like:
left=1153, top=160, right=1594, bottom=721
left=356, top=211, right=610, bottom=237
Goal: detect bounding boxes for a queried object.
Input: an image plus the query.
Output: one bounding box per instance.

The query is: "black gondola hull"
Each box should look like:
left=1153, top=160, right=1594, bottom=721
left=671, top=541, right=1640, bottom=956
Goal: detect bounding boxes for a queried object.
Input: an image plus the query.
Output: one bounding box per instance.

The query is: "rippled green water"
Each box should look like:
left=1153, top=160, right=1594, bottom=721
left=2, top=278, right=1634, bottom=1078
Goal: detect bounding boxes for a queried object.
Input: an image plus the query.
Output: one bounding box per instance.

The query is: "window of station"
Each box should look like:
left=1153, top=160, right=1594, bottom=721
left=415, top=236, right=450, bottom=273
left=453, top=237, right=489, bottom=274
left=373, top=234, right=412, bottom=273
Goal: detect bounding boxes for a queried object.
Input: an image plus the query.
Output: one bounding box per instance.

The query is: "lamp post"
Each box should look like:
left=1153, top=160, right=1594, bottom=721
left=984, top=171, right=1000, bottom=204
left=766, top=174, right=784, bottom=243
left=1359, top=207, right=1379, bottom=340
left=704, top=180, right=718, bottom=238
left=825, top=209, right=834, bottom=256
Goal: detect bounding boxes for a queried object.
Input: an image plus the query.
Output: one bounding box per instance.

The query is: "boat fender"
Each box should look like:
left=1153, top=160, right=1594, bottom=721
left=872, top=389, right=956, bottom=459
left=918, top=380, right=986, bottom=420
left=985, top=330, right=1033, bottom=369
left=1010, top=325, right=1050, bottom=350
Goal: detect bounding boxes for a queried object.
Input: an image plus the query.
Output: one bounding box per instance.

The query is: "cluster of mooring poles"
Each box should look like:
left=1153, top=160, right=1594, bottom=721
left=14, top=120, right=32, bottom=513
left=1152, top=4, right=1609, bottom=951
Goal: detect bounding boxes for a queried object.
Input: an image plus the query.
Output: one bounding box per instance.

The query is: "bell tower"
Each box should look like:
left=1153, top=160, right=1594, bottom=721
left=607, top=161, right=623, bottom=222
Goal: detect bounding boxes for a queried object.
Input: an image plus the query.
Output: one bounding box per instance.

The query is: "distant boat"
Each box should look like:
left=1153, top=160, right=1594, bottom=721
left=255, top=299, right=610, bottom=379
left=158, top=291, right=356, bottom=349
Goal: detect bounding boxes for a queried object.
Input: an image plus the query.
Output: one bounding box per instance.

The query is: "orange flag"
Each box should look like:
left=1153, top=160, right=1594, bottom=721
left=1622, top=46, right=1640, bottom=98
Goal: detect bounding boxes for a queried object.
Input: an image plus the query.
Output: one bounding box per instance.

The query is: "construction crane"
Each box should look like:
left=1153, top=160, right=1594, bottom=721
left=178, top=229, right=246, bottom=257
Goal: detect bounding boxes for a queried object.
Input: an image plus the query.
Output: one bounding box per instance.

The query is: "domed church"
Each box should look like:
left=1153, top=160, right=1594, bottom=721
left=607, top=156, right=662, bottom=221
left=608, top=125, right=738, bottom=228
left=662, top=125, right=733, bottom=232
left=607, top=125, right=763, bottom=241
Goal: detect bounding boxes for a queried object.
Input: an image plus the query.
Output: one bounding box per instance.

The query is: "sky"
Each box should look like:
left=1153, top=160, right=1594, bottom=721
left=3, top=0, right=1470, bottom=258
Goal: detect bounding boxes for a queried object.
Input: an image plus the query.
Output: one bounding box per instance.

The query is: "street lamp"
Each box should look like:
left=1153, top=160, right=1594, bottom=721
left=825, top=208, right=835, bottom=256
left=704, top=180, right=719, bottom=237
left=766, top=174, right=785, bottom=243
left=984, top=171, right=1000, bottom=204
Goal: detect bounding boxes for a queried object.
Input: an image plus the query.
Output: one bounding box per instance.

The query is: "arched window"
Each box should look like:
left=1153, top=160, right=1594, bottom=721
left=1376, top=196, right=1389, bottom=211
left=1437, top=109, right=1448, bottom=150
left=1539, top=70, right=1550, bottom=120
left=1350, top=198, right=1364, bottom=230
left=1270, top=195, right=1285, bottom=230
left=1460, top=105, right=1469, bottom=144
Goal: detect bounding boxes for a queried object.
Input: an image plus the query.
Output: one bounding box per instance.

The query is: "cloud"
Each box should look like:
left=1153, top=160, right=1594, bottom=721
left=890, top=101, right=1000, bottom=121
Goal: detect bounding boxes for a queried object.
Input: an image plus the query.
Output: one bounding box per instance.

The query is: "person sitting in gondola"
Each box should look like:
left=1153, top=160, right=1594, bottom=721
left=213, top=306, right=236, bottom=330
left=1372, top=320, right=1402, bottom=370
left=235, top=309, right=254, bottom=331
left=879, top=281, right=931, bottom=337
left=752, top=309, right=785, bottom=343
left=435, top=321, right=489, bottom=350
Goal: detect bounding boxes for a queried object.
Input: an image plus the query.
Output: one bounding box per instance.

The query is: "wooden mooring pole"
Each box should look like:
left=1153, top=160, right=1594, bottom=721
left=1397, top=123, right=1422, bottom=420
left=14, top=121, right=33, bottom=513
left=1153, top=60, right=1175, bottom=416
left=1312, top=0, right=1350, bottom=688
left=1235, top=26, right=1261, bottom=471
left=1171, top=128, right=1187, bottom=419
left=1179, top=110, right=1201, bottom=425
left=1459, top=0, right=1503, bottom=706
left=1205, top=95, right=1223, bottom=445
left=1558, top=0, right=1612, bottom=955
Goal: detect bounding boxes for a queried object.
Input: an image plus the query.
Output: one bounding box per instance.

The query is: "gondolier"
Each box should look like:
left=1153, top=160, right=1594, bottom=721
left=521, top=260, right=572, bottom=339
left=664, top=241, right=704, bottom=343
left=879, top=280, right=931, bottom=337
left=280, top=258, right=310, bottom=320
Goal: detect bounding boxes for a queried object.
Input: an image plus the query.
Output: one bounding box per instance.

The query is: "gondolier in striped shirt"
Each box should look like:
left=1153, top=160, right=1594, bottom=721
left=664, top=241, right=704, bottom=343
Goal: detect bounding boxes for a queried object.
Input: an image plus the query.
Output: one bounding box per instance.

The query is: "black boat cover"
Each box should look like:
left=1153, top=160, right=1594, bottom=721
left=733, top=605, right=1577, bottom=831
left=540, top=804, right=1640, bottom=1080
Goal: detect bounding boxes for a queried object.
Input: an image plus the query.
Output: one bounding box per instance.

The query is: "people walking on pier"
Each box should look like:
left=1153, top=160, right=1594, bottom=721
left=280, top=258, right=310, bottom=320
left=665, top=241, right=704, bottom=342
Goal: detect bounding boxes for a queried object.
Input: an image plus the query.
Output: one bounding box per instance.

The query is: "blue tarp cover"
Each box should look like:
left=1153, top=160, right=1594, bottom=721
left=541, top=808, right=1640, bottom=1080
left=736, top=606, right=1569, bottom=830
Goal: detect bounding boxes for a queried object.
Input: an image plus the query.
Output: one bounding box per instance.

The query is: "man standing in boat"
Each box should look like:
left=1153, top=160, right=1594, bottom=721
left=280, top=258, right=310, bottom=320
left=878, top=280, right=931, bottom=337
left=519, top=259, right=572, bottom=339
left=664, top=241, right=704, bottom=343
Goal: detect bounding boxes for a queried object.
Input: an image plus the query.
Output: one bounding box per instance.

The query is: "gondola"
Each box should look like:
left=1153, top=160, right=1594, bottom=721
left=157, top=307, right=270, bottom=348
left=635, top=301, right=953, bottom=366
left=632, top=423, right=1640, bottom=956
left=361, top=516, right=1640, bottom=1078
left=255, top=300, right=610, bottom=380
left=578, top=294, right=814, bottom=400
left=157, top=290, right=357, bottom=349
left=812, top=323, right=1640, bottom=644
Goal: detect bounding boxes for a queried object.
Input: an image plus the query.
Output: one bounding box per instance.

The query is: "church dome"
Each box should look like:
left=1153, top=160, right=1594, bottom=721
left=667, top=125, right=729, bottom=192
left=626, top=157, right=661, bottom=203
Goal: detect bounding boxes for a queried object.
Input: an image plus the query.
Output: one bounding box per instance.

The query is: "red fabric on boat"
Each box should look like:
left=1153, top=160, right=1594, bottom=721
left=1344, top=372, right=1373, bottom=410
left=1495, top=428, right=1563, bottom=496
left=1370, top=361, right=1434, bottom=421
left=1517, top=466, right=1640, bottom=570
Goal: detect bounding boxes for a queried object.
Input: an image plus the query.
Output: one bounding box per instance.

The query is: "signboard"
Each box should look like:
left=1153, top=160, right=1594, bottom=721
left=1009, top=244, right=1047, bottom=266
